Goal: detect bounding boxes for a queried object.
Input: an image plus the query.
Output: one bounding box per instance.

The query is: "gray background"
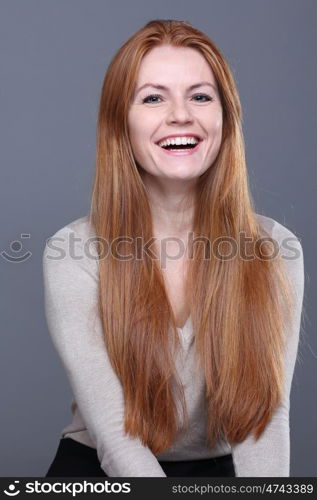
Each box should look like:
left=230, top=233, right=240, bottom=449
left=0, top=0, right=316, bottom=476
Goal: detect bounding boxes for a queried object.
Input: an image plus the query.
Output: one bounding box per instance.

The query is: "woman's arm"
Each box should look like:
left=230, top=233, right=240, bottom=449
left=43, top=223, right=166, bottom=477
left=231, top=217, right=305, bottom=476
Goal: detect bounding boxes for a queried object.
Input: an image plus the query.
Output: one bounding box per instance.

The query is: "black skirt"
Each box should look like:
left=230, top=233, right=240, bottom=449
left=46, top=437, right=235, bottom=477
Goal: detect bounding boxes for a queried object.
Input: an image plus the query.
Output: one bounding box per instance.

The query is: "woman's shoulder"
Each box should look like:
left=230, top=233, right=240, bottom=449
left=46, top=214, right=96, bottom=242
left=254, top=212, right=301, bottom=246
left=43, top=214, right=98, bottom=276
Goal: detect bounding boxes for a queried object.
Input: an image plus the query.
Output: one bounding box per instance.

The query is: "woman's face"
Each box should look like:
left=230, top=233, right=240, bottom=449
left=127, top=44, right=223, bottom=182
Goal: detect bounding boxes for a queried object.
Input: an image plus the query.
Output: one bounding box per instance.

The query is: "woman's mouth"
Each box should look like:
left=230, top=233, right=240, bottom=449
left=156, top=140, right=202, bottom=156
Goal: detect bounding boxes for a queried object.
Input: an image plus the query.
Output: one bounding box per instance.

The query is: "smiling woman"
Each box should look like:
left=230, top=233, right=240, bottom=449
left=128, top=45, right=222, bottom=179
left=43, top=19, right=304, bottom=478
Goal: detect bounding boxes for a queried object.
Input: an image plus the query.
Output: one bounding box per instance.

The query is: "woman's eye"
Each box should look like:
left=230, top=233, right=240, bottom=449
left=142, top=94, right=162, bottom=103
left=192, top=93, right=213, bottom=102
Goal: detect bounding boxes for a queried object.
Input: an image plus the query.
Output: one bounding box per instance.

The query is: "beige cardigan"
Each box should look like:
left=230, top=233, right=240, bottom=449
left=43, top=213, right=304, bottom=477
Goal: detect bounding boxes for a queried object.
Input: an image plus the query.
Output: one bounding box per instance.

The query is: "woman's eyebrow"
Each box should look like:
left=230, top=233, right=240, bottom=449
left=135, top=81, right=217, bottom=95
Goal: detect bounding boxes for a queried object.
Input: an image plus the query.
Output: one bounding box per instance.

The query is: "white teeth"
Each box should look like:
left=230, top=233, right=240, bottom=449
left=158, top=136, right=199, bottom=148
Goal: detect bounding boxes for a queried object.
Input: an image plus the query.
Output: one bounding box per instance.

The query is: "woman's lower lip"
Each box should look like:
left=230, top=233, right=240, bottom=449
left=156, top=141, right=202, bottom=156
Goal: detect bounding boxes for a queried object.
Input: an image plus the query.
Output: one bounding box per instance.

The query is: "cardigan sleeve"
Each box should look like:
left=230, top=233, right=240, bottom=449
left=42, top=225, right=166, bottom=477
left=230, top=218, right=305, bottom=477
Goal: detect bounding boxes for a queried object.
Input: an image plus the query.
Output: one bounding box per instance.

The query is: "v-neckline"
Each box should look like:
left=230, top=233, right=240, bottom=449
left=176, top=315, right=191, bottom=332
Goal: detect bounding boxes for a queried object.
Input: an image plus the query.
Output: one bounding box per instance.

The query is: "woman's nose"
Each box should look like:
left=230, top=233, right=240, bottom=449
left=166, top=99, right=193, bottom=124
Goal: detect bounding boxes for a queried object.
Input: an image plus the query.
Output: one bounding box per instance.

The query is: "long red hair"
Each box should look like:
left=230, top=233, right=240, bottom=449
left=88, top=19, right=296, bottom=453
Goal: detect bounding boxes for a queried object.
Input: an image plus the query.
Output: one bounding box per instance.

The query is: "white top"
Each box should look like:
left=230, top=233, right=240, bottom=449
left=42, top=213, right=305, bottom=477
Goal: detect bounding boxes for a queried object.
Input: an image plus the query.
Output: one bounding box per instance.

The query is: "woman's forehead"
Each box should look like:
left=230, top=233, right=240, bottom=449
left=135, top=46, right=217, bottom=89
